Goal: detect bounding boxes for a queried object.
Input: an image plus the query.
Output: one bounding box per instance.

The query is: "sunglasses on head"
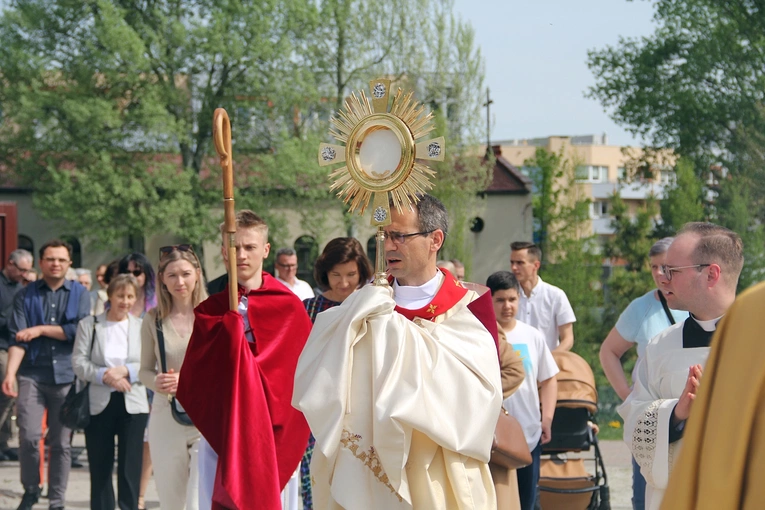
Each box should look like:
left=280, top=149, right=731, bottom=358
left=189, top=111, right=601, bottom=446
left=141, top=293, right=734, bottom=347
left=159, top=244, right=195, bottom=260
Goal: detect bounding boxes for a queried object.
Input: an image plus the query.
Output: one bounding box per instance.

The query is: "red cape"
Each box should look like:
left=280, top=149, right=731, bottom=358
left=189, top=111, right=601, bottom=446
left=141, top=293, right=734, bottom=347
left=177, top=272, right=312, bottom=510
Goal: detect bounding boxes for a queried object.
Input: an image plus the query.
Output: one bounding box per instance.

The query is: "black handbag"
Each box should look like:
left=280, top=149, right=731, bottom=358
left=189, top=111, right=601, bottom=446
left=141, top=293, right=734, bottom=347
left=156, top=316, right=194, bottom=426
left=60, top=318, right=96, bottom=430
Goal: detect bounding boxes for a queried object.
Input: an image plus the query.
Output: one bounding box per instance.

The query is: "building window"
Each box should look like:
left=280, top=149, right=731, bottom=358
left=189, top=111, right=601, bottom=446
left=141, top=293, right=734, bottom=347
left=60, top=236, right=81, bottom=268
left=617, top=167, right=626, bottom=181
left=18, top=235, right=34, bottom=259
left=294, top=235, right=318, bottom=286
left=660, top=169, right=676, bottom=185
left=575, top=165, right=608, bottom=183
left=590, top=200, right=609, bottom=218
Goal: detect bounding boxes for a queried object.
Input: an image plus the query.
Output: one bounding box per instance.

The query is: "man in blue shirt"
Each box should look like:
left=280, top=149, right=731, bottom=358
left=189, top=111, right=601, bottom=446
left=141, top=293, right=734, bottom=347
left=1, top=239, right=90, bottom=510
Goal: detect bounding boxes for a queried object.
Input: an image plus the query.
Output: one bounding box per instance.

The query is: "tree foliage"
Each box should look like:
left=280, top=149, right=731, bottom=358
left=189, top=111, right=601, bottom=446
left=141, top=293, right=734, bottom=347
left=524, top=147, right=606, bottom=375
left=655, top=158, right=706, bottom=236
left=0, top=0, right=487, bottom=253
left=605, top=194, right=658, bottom=272
left=587, top=0, right=765, bottom=289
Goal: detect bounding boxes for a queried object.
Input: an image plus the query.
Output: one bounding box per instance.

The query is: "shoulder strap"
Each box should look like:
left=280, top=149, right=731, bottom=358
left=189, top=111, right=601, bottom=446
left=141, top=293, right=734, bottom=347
left=156, top=315, right=168, bottom=374
left=658, top=290, right=676, bottom=326
left=89, top=316, right=97, bottom=353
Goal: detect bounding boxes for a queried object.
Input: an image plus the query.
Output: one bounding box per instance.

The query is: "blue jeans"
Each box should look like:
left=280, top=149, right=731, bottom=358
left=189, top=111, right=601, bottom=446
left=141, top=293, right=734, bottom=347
left=516, top=441, right=542, bottom=510
left=632, top=456, right=646, bottom=510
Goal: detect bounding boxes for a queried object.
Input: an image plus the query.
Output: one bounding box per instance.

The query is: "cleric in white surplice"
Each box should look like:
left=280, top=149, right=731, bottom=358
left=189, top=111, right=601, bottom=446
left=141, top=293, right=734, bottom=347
left=618, top=223, right=743, bottom=510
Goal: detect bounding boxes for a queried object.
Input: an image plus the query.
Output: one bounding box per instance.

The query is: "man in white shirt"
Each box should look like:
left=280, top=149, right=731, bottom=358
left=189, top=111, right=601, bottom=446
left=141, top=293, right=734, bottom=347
left=510, top=241, right=575, bottom=351
left=275, top=248, right=315, bottom=301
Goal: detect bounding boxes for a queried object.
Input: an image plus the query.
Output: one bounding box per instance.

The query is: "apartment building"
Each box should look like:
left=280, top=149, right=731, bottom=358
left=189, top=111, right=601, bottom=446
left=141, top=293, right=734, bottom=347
left=493, top=134, right=674, bottom=248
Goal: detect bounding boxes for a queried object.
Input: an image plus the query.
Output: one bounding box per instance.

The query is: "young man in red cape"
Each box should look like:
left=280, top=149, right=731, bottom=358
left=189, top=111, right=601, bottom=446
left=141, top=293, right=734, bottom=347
left=177, top=210, right=312, bottom=510
left=293, top=194, right=503, bottom=510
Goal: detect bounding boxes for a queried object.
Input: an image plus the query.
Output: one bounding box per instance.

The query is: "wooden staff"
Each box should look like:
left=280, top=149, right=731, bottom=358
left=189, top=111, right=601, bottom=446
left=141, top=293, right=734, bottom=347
left=213, top=108, right=238, bottom=311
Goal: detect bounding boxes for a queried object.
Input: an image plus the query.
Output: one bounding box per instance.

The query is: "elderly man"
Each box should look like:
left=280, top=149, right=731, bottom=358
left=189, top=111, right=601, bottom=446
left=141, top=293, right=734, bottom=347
left=619, top=222, right=743, bottom=510
left=510, top=241, right=575, bottom=351
left=275, top=248, right=314, bottom=301
left=294, top=194, right=502, bottom=510
left=0, top=249, right=35, bottom=461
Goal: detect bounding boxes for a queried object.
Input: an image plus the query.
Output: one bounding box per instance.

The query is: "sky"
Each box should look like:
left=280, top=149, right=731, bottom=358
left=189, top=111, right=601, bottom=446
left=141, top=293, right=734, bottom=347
left=452, top=0, right=657, bottom=147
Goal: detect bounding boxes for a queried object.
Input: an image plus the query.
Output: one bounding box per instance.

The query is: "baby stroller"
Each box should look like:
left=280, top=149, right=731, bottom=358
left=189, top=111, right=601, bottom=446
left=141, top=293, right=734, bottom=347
left=537, top=351, right=610, bottom=510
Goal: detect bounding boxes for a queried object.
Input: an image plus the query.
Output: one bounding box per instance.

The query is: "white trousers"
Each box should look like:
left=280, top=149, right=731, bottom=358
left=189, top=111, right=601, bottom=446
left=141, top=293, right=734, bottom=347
left=148, top=396, right=201, bottom=510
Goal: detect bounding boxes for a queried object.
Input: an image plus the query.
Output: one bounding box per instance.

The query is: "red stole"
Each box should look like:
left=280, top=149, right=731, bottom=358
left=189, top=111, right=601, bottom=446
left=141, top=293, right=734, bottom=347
left=177, top=272, right=312, bottom=510
left=393, top=269, right=499, bottom=350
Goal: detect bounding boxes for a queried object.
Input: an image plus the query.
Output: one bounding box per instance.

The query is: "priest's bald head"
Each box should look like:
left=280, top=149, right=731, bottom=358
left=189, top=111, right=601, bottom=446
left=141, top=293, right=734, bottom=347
left=662, top=222, right=743, bottom=320
left=384, top=194, right=448, bottom=286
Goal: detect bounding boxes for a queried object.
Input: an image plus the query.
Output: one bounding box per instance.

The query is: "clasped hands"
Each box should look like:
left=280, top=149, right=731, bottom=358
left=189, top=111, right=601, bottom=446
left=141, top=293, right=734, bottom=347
left=673, top=364, right=703, bottom=424
left=103, top=366, right=131, bottom=393
left=155, top=368, right=179, bottom=396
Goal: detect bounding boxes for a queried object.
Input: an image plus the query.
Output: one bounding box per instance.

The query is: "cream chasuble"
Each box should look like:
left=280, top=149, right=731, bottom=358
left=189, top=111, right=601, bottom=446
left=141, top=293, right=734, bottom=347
left=618, top=317, right=715, bottom=510
left=293, top=279, right=502, bottom=510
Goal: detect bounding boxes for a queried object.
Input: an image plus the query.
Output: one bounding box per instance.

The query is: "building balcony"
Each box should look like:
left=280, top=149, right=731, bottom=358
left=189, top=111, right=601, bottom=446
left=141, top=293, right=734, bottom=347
left=590, top=181, right=668, bottom=200
left=592, top=216, right=615, bottom=235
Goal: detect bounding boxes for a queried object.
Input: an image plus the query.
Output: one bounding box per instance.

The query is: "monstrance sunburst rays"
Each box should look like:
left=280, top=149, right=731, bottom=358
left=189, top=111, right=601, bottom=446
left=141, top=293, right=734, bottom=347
left=318, top=78, right=445, bottom=227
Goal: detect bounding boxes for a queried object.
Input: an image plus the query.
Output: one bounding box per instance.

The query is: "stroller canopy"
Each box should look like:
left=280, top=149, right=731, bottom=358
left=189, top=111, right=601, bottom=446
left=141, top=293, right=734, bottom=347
left=552, top=351, right=598, bottom=414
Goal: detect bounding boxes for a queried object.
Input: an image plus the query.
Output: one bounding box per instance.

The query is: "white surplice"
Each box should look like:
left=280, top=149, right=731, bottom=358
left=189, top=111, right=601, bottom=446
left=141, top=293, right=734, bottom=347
left=293, top=283, right=502, bottom=510
left=618, top=317, right=715, bottom=510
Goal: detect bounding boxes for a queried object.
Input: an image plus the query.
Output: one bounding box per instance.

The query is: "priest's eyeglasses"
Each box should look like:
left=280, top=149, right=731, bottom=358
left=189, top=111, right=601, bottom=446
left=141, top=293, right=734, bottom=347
left=661, top=264, right=711, bottom=281
left=382, top=230, right=435, bottom=245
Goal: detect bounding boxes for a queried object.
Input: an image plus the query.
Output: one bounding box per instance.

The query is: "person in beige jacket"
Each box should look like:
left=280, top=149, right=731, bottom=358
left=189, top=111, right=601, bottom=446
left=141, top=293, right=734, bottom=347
left=139, top=245, right=208, bottom=510
left=72, top=274, right=149, bottom=510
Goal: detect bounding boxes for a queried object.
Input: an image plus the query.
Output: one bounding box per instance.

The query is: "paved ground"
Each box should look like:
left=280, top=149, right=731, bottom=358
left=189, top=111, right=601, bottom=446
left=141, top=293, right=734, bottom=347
left=0, top=432, right=634, bottom=510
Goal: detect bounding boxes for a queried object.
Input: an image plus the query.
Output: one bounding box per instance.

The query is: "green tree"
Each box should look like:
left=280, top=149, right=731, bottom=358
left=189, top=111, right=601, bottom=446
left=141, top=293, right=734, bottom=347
left=601, top=194, right=657, bottom=345
left=0, top=0, right=487, bottom=256
left=0, top=0, right=323, bottom=246
left=524, top=147, right=607, bottom=377
left=605, top=194, right=658, bottom=272
left=587, top=0, right=765, bottom=289
left=656, top=158, right=706, bottom=236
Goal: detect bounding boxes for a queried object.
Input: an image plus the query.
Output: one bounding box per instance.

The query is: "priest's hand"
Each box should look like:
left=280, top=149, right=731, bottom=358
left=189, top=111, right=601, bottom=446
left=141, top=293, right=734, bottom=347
left=674, top=364, right=703, bottom=422
left=156, top=368, right=179, bottom=395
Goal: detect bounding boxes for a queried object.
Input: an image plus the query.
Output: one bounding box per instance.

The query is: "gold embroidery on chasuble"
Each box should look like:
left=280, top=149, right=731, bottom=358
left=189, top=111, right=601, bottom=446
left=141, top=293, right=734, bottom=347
left=427, top=304, right=438, bottom=314
left=340, top=429, right=404, bottom=502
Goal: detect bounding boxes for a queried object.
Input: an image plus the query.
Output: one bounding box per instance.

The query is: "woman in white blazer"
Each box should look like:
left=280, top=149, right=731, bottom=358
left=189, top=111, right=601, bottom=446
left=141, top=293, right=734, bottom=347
left=72, top=274, right=149, bottom=510
left=139, top=245, right=207, bottom=510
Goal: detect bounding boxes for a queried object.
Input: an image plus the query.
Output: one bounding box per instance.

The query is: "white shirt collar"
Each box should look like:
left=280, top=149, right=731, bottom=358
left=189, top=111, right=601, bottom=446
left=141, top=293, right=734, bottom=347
left=692, top=314, right=723, bottom=332
left=393, top=271, right=443, bottom=309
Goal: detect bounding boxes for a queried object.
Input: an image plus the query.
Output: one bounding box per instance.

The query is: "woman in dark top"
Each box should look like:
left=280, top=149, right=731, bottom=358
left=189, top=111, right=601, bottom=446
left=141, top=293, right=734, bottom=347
left=300, top=237, right=372, bottom=509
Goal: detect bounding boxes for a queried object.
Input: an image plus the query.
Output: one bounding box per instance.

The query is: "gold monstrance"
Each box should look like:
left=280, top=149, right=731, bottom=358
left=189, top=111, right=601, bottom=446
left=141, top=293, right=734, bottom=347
left=318, top=79, right=445, bottom=286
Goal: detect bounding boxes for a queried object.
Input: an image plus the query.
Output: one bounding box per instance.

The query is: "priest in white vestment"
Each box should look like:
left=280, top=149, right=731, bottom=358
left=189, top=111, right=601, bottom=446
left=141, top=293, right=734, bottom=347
left=618, top=223, right=743, bottom=510
left=293, top=194, right=502, bottom=510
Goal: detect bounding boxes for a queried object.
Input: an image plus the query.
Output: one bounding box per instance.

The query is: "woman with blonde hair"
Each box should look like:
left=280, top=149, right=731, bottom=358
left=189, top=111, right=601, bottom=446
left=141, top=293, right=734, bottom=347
left=72, top=274, right=149, bottom=510
left=139, top=244, right=207, bottom=510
